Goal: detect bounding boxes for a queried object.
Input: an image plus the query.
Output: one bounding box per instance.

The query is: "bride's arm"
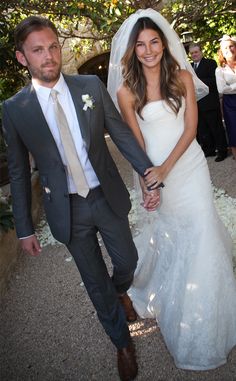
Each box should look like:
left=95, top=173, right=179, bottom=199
left=117, top=85, right=160, bottom=210
left=145, top=69, right=197, bottom=188
left=117, top=85, right=146, bottom=150
left=117, top=85, right=146, bottom=192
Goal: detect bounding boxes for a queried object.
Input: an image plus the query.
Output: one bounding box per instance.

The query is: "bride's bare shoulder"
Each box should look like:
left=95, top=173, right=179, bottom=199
left=117, top=84, right=135, bottom=105
left=179, top=69, right=193, bottom=84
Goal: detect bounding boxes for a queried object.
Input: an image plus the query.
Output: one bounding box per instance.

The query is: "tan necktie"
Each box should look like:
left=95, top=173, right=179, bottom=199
left=51, top=89, right=89, bottom=197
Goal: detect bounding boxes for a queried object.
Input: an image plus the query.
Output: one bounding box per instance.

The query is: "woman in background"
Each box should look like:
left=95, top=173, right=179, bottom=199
left=216, top=35, right=236, bottom=159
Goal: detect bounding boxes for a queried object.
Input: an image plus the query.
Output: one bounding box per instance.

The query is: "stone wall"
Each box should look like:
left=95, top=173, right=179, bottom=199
left=61, top=37, right=105, bottom=75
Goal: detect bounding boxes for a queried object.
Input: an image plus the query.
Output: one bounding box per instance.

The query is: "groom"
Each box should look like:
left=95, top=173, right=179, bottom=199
left=2, top=16, right=159, bottom=381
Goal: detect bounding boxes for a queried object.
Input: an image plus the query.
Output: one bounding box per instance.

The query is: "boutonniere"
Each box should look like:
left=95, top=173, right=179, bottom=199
left=82, top=94, right=95, bottom=111
left=43, top=186, right=51, bottom=201
left=43, top=187, right=51, bottom=194
left=43, top=186, right=51, bottom=194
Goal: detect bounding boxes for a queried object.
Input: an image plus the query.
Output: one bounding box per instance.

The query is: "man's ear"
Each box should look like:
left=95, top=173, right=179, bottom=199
left=16, top=50, right=27, bottom=67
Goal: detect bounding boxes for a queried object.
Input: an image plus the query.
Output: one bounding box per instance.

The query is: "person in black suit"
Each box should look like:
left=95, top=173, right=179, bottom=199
left=189, top=43, right=228, bottom=161
left=2, top=16, right=160, bottom=381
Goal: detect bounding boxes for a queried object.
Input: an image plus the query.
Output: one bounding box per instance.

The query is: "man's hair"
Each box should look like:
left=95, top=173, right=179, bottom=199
left=14, top=16, right=58, bottom=52
left=189, top=42, right=202, bottom=51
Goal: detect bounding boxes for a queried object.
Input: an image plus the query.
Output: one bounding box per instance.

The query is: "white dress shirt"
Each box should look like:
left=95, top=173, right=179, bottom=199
left=32, top=74, right=100, bottom=193
left=215, top=65, right=236, bottom=95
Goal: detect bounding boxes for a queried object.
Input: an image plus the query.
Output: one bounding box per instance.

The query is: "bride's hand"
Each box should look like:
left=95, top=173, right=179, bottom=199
left=144, top=166, right=165, bottom=189
left=142, top=188, right=161, bottom=211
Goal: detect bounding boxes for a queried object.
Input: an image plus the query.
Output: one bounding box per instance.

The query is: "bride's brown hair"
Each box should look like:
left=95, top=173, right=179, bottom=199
left=121, top=17, right=186, bottom=117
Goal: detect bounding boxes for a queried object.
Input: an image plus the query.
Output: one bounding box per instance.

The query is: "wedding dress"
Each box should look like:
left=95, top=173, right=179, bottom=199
left=129, top=99, right=236, bottom=370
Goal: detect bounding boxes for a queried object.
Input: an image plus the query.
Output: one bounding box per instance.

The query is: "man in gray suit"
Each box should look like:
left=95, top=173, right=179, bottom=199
left=2, top=16, right=160, bottom=381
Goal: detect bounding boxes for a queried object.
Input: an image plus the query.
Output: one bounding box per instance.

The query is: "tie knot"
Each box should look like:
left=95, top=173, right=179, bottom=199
left=51, top=89, right=59, bottom=101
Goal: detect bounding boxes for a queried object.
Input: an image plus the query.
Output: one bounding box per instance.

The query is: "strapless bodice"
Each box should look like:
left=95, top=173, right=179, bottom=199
left=136, top=99, right=203, bottom=167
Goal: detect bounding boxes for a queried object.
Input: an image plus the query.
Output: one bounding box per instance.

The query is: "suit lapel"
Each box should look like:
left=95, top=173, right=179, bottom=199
left=64, top=75, right=91, bottom=149
left=24, top=84, right=61, bottom=148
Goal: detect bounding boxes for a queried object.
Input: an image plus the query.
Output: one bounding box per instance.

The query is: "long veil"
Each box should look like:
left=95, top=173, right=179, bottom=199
left=107, top=8, right=208, bottom=237
left=107, top=8, right=209, bottom=111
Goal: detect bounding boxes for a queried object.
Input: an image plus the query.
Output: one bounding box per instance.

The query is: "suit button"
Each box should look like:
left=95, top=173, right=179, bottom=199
left=64, top=193, right=69, bottom=198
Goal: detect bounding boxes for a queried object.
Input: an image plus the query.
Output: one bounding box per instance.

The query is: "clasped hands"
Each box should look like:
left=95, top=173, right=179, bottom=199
left=20, top=167, right=164, bottom=256
left=141, top=166, right=165, bottom=211
left=144, top=166, right=165, bottom=191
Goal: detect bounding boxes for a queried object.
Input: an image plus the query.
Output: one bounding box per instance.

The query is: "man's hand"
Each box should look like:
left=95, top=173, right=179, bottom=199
left=20, top=235, right=42, bottom=256
left=142, top=188, right=160, bottom=211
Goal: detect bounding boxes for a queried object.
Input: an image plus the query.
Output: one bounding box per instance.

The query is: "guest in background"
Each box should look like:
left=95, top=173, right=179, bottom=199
left=189, top=43, right=228, bottom=161
left=215, top=35, right=236, bottom=160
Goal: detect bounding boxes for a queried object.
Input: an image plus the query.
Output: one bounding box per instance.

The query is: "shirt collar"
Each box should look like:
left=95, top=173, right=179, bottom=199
left=32, top=73, right=66, bottom=102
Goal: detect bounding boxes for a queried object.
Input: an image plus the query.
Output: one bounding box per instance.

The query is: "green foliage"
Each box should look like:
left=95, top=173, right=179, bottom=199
left=162, top=0, right=236, bottom=60
left=0, top=6, right=28, bottom=100
left=0, top=192, right=14, bottom=232
left=0, top=127, right=7, bottom=155
left=0, top=101, right=7, bottom=156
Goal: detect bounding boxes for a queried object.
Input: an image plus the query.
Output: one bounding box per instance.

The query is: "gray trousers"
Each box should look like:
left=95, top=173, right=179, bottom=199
left=66, top=187, right=138, bottom=349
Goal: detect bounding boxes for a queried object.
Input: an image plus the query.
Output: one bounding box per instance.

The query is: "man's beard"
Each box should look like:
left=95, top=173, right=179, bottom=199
left=27, top=59, right=62, bottom=84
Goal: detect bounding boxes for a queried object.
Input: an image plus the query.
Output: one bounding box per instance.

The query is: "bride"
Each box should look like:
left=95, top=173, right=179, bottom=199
left=107, top=9, right=236, bottom=370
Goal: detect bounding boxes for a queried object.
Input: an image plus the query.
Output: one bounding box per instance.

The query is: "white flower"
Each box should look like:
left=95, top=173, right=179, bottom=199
left=82, top=94, right=95, bottom=111
left=44, top=187, right=51, bottom=194
left=213, top=186, right=236, bottom=262
left=36, top=216, right=62, bottom=247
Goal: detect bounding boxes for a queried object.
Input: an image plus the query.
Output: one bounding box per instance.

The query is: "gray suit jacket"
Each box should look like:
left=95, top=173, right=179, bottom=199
left=3, top=74, right=153, bottom=244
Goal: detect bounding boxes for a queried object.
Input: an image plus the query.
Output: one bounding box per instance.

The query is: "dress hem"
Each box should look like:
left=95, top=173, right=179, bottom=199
left=175, top=359, right=226, bottom=371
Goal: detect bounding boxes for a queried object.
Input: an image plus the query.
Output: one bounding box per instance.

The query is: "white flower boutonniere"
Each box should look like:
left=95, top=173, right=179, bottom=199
left=82, top=94, right=95, bottom=111
left=44, top=187, right=51, bottom=194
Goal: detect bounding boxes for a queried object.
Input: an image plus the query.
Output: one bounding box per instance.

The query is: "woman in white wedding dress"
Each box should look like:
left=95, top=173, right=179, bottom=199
left=107, top=9, right=236, bottom=371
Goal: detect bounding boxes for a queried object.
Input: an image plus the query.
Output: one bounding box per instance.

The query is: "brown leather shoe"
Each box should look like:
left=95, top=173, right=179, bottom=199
left=118, top=293, right=137, bottom=322
left=117, top=340, right=138, bottom=381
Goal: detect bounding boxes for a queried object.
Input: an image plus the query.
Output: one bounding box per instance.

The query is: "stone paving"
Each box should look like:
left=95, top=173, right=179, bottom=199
left=0, top=137, right=236, bottom=381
